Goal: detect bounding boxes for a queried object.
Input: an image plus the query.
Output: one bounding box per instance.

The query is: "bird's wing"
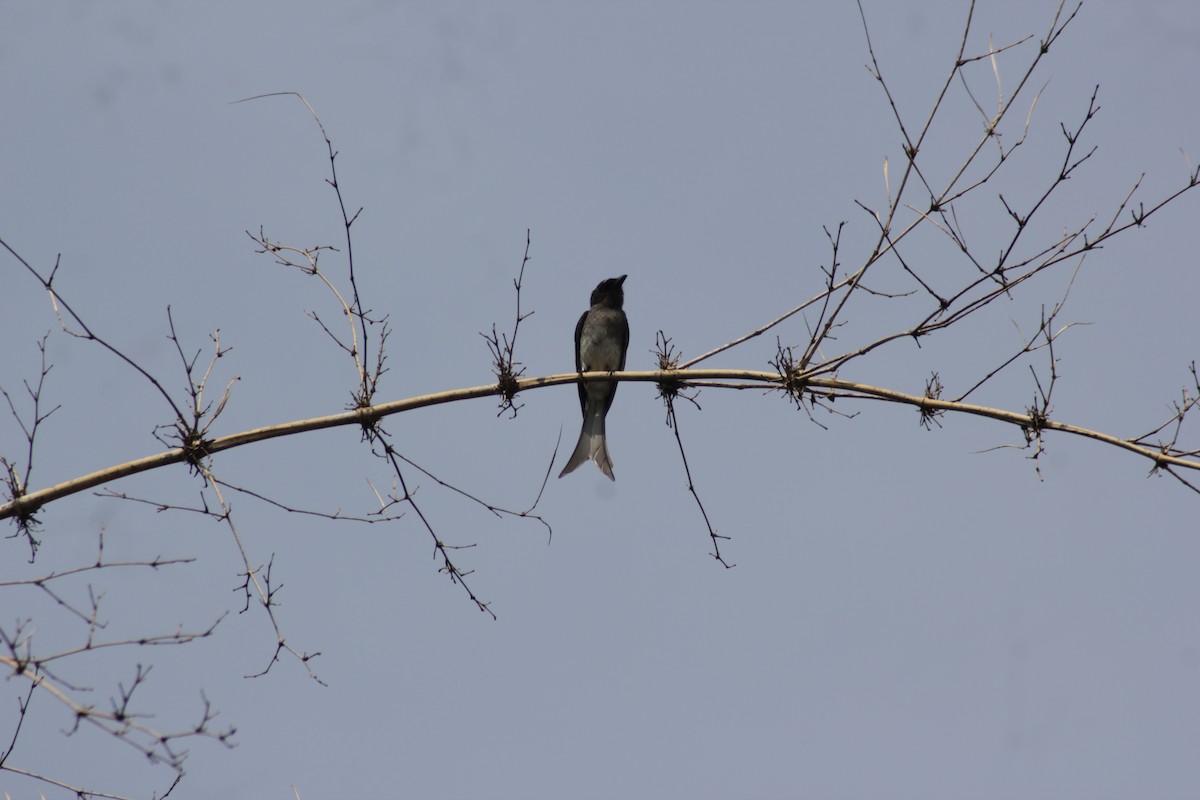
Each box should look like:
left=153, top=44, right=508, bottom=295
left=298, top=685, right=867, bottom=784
left=573, top=308, right=589, bottom=415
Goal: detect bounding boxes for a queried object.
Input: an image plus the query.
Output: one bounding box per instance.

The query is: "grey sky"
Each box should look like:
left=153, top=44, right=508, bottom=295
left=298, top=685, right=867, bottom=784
left=2, top=2, right=1198, bottom=798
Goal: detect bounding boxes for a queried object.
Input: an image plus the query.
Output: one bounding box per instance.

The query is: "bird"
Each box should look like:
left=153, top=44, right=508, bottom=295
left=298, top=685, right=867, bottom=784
left=559, top=275, right=630, bottom=480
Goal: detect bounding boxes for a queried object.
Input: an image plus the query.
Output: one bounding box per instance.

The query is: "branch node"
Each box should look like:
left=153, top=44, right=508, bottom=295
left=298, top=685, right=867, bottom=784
left=919, top=372, right=945, bottom=430
left=770, top=339, right=807, bottom=411
left=654, top=331, right=689, bottom=403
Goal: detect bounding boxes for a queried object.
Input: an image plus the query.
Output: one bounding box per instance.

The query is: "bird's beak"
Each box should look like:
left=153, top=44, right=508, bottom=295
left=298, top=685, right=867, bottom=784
left=617, top=274, right=628, bottom=284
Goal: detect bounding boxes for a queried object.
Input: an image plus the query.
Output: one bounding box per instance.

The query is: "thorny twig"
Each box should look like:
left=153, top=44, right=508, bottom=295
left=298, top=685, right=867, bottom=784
left=655, top=332, right=733, bottom=567
left=0, top=334, right=59, bottom=558
left=0, top=528, right=233, bottom=798
left=483, top=228, right=535, bottom=417
left=236, top=92, right=390, bottom=410
left=363, top=423, right=496, bottom=619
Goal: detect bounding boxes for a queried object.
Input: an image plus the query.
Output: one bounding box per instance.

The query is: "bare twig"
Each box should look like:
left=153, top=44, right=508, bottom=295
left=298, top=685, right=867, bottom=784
left=235, top=93, right=389, bottom=409
left=482, top=229, right=535, bottom=417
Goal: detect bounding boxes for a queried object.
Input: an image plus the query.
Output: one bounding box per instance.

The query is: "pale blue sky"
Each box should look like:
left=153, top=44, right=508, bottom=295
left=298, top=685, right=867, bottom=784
left=2, top=2, right=1198, bottom=798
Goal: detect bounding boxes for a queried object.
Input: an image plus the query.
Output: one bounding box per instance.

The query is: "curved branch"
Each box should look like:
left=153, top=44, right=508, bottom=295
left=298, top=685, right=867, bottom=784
left=4, top=369, right=1195, bottom=522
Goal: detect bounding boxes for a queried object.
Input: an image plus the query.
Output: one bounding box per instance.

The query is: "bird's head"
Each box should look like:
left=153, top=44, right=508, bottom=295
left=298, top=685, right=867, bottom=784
left=590, top=274, right=627, bottom=309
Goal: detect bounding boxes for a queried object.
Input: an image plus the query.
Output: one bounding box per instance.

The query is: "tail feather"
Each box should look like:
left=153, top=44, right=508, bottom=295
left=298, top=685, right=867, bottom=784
left=558, top=406, right=614, bottom=480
